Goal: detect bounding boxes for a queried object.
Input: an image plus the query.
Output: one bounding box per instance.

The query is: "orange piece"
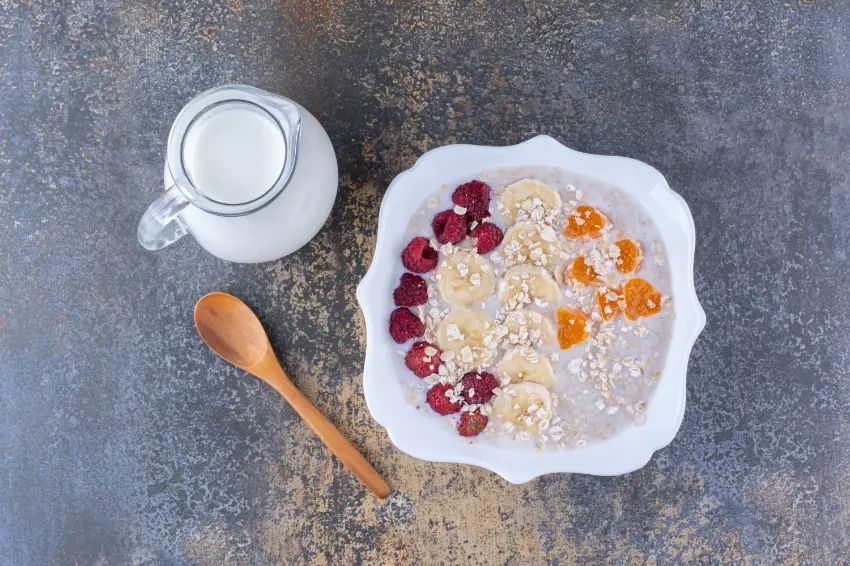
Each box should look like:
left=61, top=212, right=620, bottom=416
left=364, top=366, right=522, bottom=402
left=563, top=205, right=610, bottom=240
left=595, top=286, right=622, bottom=321
left=557, top=307, right=590, bottom=349
left=623, top=278, right=662, bottom=320
left=614, top=239, right=643, bottom=274
left=567, top=256, right=602, bottom=285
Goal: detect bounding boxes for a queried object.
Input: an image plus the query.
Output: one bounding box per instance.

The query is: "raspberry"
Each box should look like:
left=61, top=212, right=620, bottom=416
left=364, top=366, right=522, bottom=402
left=457, top=411, right=489, bottom=437
left=452, top=180, right=491, bottom=221
left=405, top=341, right=442, bottom=378
left=427, top=382, right=463, bottom=415
left=393, top=273, right=428, bottom=307
left=401, top=237, right=439, bottom=273
left=432, top=210, right=468, bottom=245
left=460, top=371, right=498, bottom=405
left=470, top=222, right=504, bottom=254
left=389, top=307, right=424, bottom=343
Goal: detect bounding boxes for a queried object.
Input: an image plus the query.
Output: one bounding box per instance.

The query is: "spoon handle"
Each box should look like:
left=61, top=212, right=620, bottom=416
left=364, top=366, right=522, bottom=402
left=249, top=353, right=391, bottom=499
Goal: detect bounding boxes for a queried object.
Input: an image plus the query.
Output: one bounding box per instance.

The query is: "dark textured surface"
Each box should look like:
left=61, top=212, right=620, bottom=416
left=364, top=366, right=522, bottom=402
left=1, top=1, right=849, bottom=564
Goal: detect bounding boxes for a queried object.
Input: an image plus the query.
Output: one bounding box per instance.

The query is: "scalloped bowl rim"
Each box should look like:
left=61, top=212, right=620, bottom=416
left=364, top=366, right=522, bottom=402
left=357, top=136, right=705, bottom=483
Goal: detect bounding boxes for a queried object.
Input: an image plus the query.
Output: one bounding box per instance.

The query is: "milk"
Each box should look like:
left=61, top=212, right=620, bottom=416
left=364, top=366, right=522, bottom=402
left=175, top=102, right=339, bottom=262
left=138, top=85, right=339, bottom=262
left=182, top=102, right=286, bottom=204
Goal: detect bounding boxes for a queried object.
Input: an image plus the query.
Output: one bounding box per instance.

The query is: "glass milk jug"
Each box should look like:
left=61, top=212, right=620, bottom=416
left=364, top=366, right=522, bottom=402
left=137, top=85, right=338, bottom=263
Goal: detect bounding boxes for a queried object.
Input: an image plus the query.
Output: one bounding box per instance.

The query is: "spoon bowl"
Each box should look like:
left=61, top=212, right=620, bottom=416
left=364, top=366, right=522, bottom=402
left=194, top=292, right=391, bottom=498
left=195, top=292, right=268, bottom=367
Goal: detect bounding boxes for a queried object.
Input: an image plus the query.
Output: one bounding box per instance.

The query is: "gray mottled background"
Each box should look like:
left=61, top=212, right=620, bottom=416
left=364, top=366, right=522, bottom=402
left=1, top=1, right=849, bottom=564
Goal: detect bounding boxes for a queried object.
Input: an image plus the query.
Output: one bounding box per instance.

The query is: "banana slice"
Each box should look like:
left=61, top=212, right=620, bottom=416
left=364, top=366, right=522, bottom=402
left=437, top=250, right=496, bottom=307
left=498, top=265, right=561, bottom=308
left=437, top=308, right=495, bottom=361
left=496, top=347, right=556, bottom=389
left=491, top=382, right=554, bottom=433
left=501, top=223, right=561, bottom=267
left=500, top=179, right=562, bottom=223
left=502, top=309, right=557, bottom=347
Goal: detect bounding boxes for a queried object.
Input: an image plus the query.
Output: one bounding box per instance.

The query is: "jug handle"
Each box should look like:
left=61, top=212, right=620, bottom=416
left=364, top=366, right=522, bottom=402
left=137, top=185, right=190, bottom=251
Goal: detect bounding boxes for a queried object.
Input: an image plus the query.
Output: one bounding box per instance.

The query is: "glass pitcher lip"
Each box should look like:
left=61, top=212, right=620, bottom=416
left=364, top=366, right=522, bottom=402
left=166, top=84, right=302, bottom=217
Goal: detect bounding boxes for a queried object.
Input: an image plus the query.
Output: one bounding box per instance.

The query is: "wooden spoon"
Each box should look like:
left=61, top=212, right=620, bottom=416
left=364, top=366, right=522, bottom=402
left=194, top=292, right=391, bottom=499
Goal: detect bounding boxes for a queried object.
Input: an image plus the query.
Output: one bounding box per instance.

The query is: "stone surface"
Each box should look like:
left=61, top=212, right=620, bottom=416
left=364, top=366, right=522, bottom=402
left=1, top=1, right=849, bottom=564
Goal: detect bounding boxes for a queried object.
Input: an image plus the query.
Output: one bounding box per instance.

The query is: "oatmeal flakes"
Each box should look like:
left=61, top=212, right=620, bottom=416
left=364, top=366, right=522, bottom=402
left=445, top=324, right=463, bottom=341
left=460, top=346, right=474, bottom=363
left=539, top=225, right=557, bottom=242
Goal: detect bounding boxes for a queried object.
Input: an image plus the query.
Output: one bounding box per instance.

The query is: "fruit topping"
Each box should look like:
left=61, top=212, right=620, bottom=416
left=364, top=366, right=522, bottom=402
left=432, top=210, right=468, bottom=245
left=393, top=273, right=428, bottom=306
left=556, top=307, right=590, bottom=349
left=389, top=307, right=425, bottom=343
left=427, top=382, right=463, bottom=415
left=470, top=222, right=504, bottom=254
left=451, top=180, right=491, bottom=221
left=457, top=410, right=489, bottom=437
left=567, top=255, right=603, bottom=285
left=563, top=205, right=610, bottom=240
left=595, top=286, right=622, bottom=321
left=401, top=237, right=439, bottom=272
left=404, top=341, right=442, bottom=378
left=623, top=277, right=662, bottom=320
left=460, top=371, right=498, bottom=405
left=613, top=239, right=643, bottom=274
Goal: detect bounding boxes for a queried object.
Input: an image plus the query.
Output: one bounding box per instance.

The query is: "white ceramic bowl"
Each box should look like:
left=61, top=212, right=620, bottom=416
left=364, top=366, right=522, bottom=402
left=356, top=135, right=705, bottom=483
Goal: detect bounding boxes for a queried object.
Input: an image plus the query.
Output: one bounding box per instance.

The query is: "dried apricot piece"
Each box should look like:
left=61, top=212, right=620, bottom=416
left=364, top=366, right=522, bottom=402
left=557, top=307, right=590, bottom=349
left=563, top=205, right=610, bottom=240
left=595, top=286, right=622, bottom=321
left=614, top=239, right=643, bottom=274
left=567, top=255, right=602, bottom=286
left=623, top=278, right=662, bottom=320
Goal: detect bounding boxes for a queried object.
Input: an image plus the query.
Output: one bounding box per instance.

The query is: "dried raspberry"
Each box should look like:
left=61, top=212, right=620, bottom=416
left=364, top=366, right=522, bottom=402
left=393, top=273, right=428, bottom=306
left=457, top=410, right=489, bottom=437
left=405, top=341, right=442, bottom=378
left=452, top=180, right=491, bottom=221
left=432, top=210, right=468, bottom=245
left=389, top=307, right=424, bottom=344
left=427, top=382, right=463, bottom=415
left=460, top=371, right=498, bottom=405
left=401, top=237, right=438, bottom=273
left=470, top=222, right=504, bottom=254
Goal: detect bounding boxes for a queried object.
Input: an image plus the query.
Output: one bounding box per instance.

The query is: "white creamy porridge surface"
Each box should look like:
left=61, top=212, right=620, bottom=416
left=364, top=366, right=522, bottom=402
left=396, top=166, right=674, bottom=450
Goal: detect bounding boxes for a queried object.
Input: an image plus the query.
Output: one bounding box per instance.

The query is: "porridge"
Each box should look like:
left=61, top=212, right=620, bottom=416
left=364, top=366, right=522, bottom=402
left=388, top=166, right=673, bottom=448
